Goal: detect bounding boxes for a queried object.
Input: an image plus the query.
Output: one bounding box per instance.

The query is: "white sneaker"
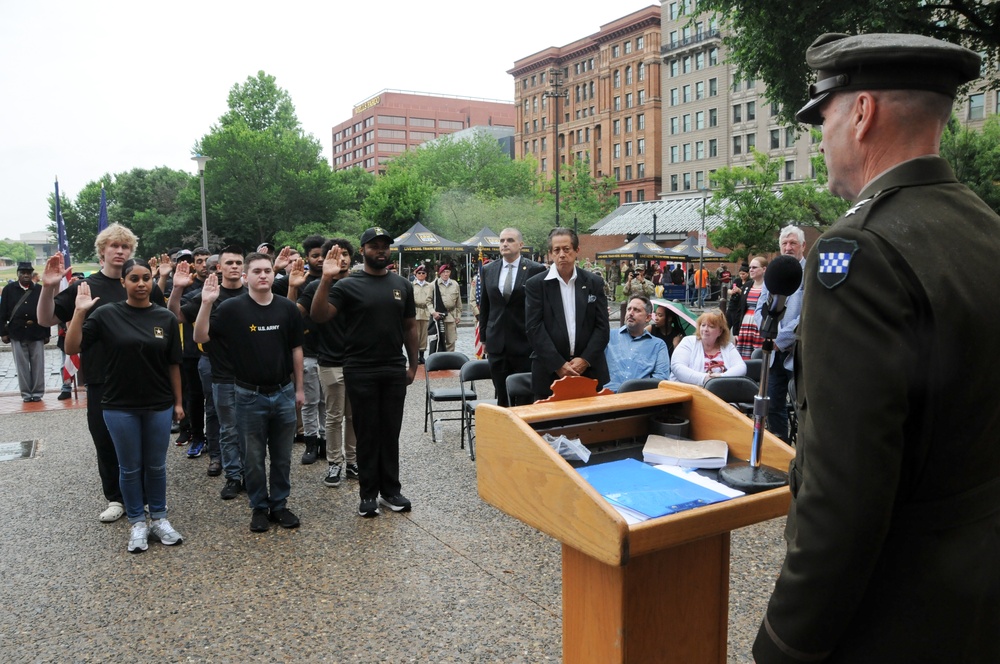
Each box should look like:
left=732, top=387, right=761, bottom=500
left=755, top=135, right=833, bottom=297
left=149, top=518, right=183, bottom=546
left=128, top=522, right=149, bottom=553
left=100, top=502, right=125, bottom=523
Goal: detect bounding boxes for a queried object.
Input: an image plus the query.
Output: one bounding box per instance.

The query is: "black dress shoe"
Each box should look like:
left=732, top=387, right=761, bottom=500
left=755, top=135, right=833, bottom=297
left=250, top=508, right=270, bottom=532
left=269, top=508, right=300, bottom=529
left=57, top=390, right=72, bottom=400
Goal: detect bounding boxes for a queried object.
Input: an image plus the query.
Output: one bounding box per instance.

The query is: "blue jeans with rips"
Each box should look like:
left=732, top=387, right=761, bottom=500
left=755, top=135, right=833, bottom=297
left=213, top=381, right=242, bottom=481
left=103, top=407, right=173, bottom=524
left=235, top=383, right=296, bottom=511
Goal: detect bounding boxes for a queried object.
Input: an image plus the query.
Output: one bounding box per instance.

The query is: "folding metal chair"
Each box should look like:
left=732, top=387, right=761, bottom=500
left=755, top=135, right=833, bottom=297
left=423, top=352, right=473, bottom=443
left=459, top=359, right=495, bottom=461
left=504, top=372, right=535, bottom=407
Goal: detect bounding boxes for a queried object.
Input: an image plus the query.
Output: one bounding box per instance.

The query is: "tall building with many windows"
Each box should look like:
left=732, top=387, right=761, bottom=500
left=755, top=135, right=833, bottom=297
left=660, top=0, right=998, bottom=197
left=509, top=6, right=663, bottom=204
left=331, top=90, right=515, bottom=174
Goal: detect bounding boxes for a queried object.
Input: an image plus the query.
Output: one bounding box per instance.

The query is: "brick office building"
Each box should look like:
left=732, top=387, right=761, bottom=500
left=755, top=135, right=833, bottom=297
left=509, top=5, right=663, bottom=205
left=331, top=90, right=516, bottom=174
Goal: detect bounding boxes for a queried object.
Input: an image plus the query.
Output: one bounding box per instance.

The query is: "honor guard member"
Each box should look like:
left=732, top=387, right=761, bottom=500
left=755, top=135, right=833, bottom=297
left=753, top=34, right=1000, bottom=664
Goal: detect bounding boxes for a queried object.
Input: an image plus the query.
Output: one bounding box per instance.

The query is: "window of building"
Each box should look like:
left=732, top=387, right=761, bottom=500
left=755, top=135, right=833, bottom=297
left=541, top=117, right=546, bottom=130
left=531, top=75, right=536, bottom=86
left=709, top=47, right=719, bottom=66
left=589, top=82, right=595, bottom=98
left=695, top=52, right=705, bottom=70
left=626, top=141, right=633, bottom=157
left=785, top=160, right=795, bottom=181
left=638, top=90, right=645, bottom=105
left=626, top=93, right=634, bottom=108
left=683, top=173, right=692, bottom=190
left=522, top=79, right=528, bottom=90
left=671, top=145, right=679, bottom=163
left=532, top=119, right=538, bottom=132
left=637, top=35, right=644, bottom=50
left=625, top=66, right=633, bottom=85
left=747, top=133, right=756, bottom=150
left=670, top=59, right=679, bottom=77
left=410, top=117, right=435, bottom=127
left=695, top=110, right=705, bottom=130
left=614, top=70, right=621, bottom=88
left=364, top=117, right=374, bottom=128
left=541, top=158, right=547, bottom=172
left=637, top=162, right=645, bottom=178
left=696, top=140, right=704, bottom=159
left=625, top=165, right=633, bottom=180
left=637, top=189, right=645, bottom=201
left=696, top=81, right=705, bottom=100
left=785, top=127, right=796, bottom=147
left=709, top=108, right=717, bottom=127
left=625, top=116, right=633, bottom=133
left=732, top=104, right=742, bottom=123
left=378, top=143, right=406, bottom=153
left=770, top=129, right=780, bottom=149
left=612, top=45, right=620, bottom=58
left=378, top=128, right=406, bottom=139
left=410, top=131, right=435, bottom=141
left=540, top=71, right=547, bottom=84
left=624, top=190, right=633, bottom=203
left=969, top=93, right=985, bottom=120
left=670, top=88, right=679, bottom=106
left=732, top=78, right=741, bottom=93
left=683, top=114, right=691, bottom=132
left=671, top=117, right=679, bottom=134
left=574, top=63, right=581, bottom=75
left=638, top=63, right=645, bottom=81
left=747, top=101, right=756, bottom=121
left=671, top=174, right=679, bottom=192
left=614, top=96, right=621, bottom=111
left=747, top=79, right=756, bottom=89
left=614, top=166, right=621, bottom=181
left=576, top=129, right=583, bottom=143
left=637, top=113, right=645, bottom=130
left=440, top=120, right=464, bottom=130
left=709, top=138, right=717, bottom=157
left=378, top=114, right=406, bottom=126
left=682, top=85, right=691, bottom=103
left=637, top=138, right=645, bottom=154
left=586, top=127, right=591, bottom=141
left=683, top=143, right=692, bottom=161
left=523, top=141, right=529, bottom=154
left=695, top=171, right=705, bottom=189
left=523, top=122, right=529, bottom=134
left=733, top=136, right=742, bottom=155
left=614, top=119, right=621, bottom=135
left=683, top=56, right=692, bottom=74
left=541, top=137, right=547, bottom=151
left=771, top=102, right=780, bottom=116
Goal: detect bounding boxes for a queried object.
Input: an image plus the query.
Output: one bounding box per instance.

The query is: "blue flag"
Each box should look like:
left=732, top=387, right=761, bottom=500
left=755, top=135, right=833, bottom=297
left=98, top=184, right=108, bottom=232
left=55, top=178, right=71, bottom=267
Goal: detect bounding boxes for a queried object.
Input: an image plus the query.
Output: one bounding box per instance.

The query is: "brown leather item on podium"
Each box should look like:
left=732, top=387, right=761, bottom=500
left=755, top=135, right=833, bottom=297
left=476, top=382, right=794, bottom=664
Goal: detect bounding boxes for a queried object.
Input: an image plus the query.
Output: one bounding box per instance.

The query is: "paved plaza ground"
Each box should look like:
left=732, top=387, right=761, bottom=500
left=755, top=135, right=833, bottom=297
left=0, top=321, right=785, bottom=662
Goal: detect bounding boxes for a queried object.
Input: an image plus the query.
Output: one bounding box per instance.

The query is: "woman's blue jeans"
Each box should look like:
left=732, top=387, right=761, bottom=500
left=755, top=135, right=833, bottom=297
left=103, top=407, right=173, bottom=524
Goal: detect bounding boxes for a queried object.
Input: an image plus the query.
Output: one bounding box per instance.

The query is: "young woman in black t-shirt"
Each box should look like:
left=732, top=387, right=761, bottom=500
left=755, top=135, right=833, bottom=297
left=66, top=259, right=185, bottom=554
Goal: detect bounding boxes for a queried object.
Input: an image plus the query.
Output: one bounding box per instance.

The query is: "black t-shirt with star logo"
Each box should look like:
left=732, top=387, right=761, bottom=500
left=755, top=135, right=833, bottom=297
left=208, top=293, right=304, bottom=386
left=81, top=301, right=181, bottom=410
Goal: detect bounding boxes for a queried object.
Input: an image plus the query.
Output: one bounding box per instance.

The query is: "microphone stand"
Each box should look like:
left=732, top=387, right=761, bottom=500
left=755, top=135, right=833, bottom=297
left=718, top=299, right=790, bottom=493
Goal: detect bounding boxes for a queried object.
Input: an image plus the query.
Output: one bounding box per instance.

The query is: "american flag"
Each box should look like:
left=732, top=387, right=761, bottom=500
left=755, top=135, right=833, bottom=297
left=55, top=178, right=79, bottom=381
left=473, top=246, right=486, bottom=359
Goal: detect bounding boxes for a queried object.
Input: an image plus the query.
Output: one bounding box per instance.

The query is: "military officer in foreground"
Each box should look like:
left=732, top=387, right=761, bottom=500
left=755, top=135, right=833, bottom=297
left=754, top=33, right=1000, bottom=663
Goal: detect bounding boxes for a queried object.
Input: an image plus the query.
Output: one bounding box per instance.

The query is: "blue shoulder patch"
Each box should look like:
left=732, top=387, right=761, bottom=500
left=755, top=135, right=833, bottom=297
left=816, top=237, right=859, bottom=289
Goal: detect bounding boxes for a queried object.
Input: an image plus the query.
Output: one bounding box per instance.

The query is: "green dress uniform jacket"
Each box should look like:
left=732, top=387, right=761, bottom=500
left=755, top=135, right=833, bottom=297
left=754, top=156, right=1000, bottom=663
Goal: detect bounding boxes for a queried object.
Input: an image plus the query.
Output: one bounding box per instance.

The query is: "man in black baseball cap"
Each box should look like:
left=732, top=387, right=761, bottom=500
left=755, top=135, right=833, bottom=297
left=1, top=261, right=48, bottom=401
left=754, top=33, right=1000, bottom=664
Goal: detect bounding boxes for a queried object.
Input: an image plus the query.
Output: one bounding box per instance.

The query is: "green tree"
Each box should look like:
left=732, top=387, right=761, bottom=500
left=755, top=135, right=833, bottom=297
left=0, top=240, right=36, bottom=263
left=941, top=114, right=1000, bottom=212
left=694, top=0, right=1000, bottom=125
left=360, top=166, right=435, bottom=236
left=558, top=157, right=619, bottom=227
left=707, top=150, right=848, bottom=260
left=196, top=71, right=341, bottom=249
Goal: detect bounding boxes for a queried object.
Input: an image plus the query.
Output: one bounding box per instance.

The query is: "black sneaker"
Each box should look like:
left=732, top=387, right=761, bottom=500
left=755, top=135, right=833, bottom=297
left=57, top=389, right=72, bottom=401
left=175, top=430, right=190, bottom=446
left=323, top=464, right=342, bottom=487
left=207, top=459, right=222, bottom=476
left=345, top=463, right=359, bottom=479
left=220, top=478, right=243, bottom=500
left=378, top=494, right=412, bottom=513
left=250, top=508, right=270, bottom=532
left=269, top=508, right=300, bottom=529
left=358, top=498, right=380, bottom=518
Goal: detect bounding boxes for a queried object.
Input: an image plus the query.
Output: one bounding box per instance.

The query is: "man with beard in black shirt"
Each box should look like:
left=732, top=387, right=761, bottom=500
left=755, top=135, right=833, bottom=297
left=37, top=223, right=165, bottom=523
left=311, top=227, right=418, bottom=518
left=194, top=253, right=304, bottom=532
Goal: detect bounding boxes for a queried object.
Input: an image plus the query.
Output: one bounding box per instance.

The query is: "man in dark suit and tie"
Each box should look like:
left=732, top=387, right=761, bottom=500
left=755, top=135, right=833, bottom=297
left=478, top=228, right=545, bottom=407
left=525, top=227, right=610, bottom=400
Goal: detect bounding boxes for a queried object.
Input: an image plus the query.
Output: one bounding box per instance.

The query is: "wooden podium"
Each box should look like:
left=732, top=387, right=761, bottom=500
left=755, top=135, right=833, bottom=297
left=476, top=381, right=794, bottom=663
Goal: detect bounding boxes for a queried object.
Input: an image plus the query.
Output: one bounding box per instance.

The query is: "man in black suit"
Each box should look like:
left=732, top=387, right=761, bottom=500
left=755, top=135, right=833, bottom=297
left=478, top=228, right=545, bottom=406
left=525, top=228, right=610, bottom=400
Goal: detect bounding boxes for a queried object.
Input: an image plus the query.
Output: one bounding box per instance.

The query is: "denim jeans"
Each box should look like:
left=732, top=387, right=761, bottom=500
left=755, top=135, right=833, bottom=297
left=213, top=381, right=242, bottom=481
left=319, top=365, right=355, bottom=464
left=235, top=382, right=296, bottom=511
left=198, top=355, right=220, bottom=461
left=103, top=407, right=173, bottom=524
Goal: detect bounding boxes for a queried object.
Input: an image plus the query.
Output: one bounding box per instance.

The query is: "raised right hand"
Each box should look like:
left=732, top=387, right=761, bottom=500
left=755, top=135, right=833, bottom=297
left=42, top=253, right=67, bottom=289
left=322, top=246, right=344, bottom=280
left=172, top=260, right=193, bottom=289
left=74, top=281, right=100, bottom=312
left=200, top=273, right=220, bottom=305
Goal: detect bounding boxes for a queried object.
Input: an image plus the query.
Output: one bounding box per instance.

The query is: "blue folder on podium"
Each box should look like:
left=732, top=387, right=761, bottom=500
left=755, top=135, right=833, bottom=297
left=577, top=458, right=733, bottom=519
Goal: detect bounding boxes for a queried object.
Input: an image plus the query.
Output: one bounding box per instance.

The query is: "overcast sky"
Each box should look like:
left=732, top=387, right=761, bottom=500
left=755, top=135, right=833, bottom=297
left=0, top=0, right=656, bottom=243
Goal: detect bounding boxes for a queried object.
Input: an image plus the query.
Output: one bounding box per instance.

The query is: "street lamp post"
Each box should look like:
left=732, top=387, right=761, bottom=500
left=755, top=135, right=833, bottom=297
left=699, top=188, right=709, bottom=307
left=543, top=70, right=569, bottom=227
left=191, top=154, right=212, bottom=249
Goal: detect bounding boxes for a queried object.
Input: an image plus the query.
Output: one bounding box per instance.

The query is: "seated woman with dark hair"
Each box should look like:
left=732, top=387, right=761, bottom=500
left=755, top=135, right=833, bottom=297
left=670, top=309, right=746, bottom=386
left=646, top=304, right=686, bottom=358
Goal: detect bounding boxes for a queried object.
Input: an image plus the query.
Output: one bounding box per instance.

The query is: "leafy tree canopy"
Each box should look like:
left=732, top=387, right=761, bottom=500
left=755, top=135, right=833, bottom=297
left=695, top=0, right=1000, bottom=126
left=0, top=240, right=36, bottom=264
left=707, top=150, right=848, bottom=260
left=941, top=114, right=1000, bottom=212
